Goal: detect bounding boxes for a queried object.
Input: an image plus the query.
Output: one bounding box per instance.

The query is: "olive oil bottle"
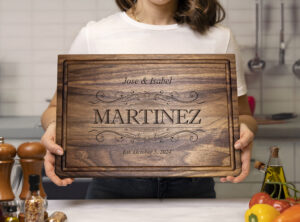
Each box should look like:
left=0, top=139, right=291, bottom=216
left=261, top=146, right=290, bottom=199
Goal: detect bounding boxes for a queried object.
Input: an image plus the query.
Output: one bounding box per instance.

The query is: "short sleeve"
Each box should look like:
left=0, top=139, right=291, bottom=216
left=226, top=32, right=247, bottom=97
left=68, top=26, right=90, bottom=54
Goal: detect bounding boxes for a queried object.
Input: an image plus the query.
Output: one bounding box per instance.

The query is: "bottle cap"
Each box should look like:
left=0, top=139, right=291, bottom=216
left=270, top=146, right=279, bottom=158
left=254, top=160, right=265, bottom=171
left=29, top=174, right=40, bottom=192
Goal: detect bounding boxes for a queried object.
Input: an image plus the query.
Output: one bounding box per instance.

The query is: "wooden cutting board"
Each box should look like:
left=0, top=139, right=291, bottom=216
left=55, top=54, right=241, bottom=178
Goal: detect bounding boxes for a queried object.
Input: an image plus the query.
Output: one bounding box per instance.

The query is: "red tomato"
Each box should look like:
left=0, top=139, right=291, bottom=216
left=249, top=192, right=271, bottom=208
left=267, top=199, right=291, bottom=213
left=285, top=197, right=300, bottom=206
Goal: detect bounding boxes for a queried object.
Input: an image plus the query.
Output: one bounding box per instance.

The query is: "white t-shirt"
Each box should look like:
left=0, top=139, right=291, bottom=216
left=69, top=12, right=247, bottom=96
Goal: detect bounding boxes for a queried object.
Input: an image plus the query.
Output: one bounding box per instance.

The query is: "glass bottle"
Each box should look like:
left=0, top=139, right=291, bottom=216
left=17, top=142, right=48, bottom=222
left=24, top=175, right=44, bottom=222
left=4, top=205, right=19, bottom=222
left=261, top=146, right=290, bottom=199
left=0, top=201, right=18, bottom=222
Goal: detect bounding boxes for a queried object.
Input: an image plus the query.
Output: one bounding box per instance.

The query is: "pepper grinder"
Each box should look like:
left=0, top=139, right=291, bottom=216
left=17, top=142, right=48, bottom=222
left=0, top=137, right=17, bottom=222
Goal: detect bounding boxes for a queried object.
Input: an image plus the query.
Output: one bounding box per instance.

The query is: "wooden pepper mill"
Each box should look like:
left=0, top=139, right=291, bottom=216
left=17, top=142, right=48, bottom=222
left=0, top=137, right=16, bottom=222
left=0, top=137, right=16, bottom=201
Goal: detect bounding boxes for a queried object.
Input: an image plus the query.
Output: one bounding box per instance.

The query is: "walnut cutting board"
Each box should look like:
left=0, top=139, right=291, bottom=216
left=55, top=54, right=241, bottom=178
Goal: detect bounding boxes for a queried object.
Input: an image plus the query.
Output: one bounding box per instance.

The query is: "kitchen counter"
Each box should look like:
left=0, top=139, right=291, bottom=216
left=1, top=116, right=299, bottom=139
left=0, top=116, right=43, bottom=139
left=47, top=199, right=248, bottom=222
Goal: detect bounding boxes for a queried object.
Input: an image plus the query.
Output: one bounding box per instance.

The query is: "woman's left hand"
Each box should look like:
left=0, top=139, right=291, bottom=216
left=220, top=123, right=254, bottom=183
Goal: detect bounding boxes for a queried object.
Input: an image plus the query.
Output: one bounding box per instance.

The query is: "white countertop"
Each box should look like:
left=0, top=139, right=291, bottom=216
left=47, top=199, right=249, bottom=222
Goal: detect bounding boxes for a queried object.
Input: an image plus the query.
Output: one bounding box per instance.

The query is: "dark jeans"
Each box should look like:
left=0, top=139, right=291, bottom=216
left=86, top=177, right=216, bottom=199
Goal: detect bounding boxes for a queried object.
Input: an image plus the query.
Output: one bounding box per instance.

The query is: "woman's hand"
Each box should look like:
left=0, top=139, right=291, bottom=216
left=220, top=123, right=254, bottom=183
left=41, top=123, right=74, bottom=186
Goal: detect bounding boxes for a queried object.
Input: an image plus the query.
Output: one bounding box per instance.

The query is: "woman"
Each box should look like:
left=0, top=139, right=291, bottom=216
left=41, top=0, right=257, bottom=198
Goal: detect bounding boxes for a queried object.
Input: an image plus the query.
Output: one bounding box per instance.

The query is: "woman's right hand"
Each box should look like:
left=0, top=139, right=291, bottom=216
left=41, top=122, right=74, bottom=186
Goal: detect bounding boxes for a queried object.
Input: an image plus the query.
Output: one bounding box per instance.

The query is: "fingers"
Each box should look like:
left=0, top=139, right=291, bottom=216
left=221, top=124, right=254, bottom=183
left=220, top=144, right=252, bottom=183
left=219, top=177, right=227, bottom=183
left=235, top=124, right=254, bottom=150
left=230, top=148, right=251, bottom=183
left=41, top=125, right=72, bottom=186
left=223, top=123, right=254, bottom=182
left=45, top=139, right=64, bottom=155
left=234, top=136, right=252, bottom=150
left=44, top=151, right=74, bottom=186
left=220, top=176, right=235, bottom=183
left=220, top=170, right=249, bottom=183
left=41, top=133, right=64, bottom=156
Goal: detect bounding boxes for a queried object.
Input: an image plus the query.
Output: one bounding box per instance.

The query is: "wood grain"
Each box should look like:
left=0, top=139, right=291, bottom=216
left=55, top=54, right=240, bottom=178
left=17, top=142, right=47, bottom=199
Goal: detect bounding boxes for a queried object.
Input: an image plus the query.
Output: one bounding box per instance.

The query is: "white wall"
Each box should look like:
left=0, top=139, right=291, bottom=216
left=0, top=0, right=299, bottom=116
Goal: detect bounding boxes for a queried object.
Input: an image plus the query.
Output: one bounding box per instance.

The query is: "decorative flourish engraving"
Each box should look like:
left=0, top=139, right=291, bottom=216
left=89, top=128, right=205, bottom=144
left=89, top=91, right=205, bottom=105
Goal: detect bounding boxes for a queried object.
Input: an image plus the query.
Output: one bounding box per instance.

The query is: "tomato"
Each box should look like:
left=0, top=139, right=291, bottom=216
left=267, top=199, right=291, bottom=213
left=249, top=192, right=271, bottom=208
left=285, top=197, right=300, bottom=206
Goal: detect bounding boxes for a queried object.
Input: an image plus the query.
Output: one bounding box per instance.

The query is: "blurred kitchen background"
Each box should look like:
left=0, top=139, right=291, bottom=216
left=0, top=0, right=299, bottom=199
